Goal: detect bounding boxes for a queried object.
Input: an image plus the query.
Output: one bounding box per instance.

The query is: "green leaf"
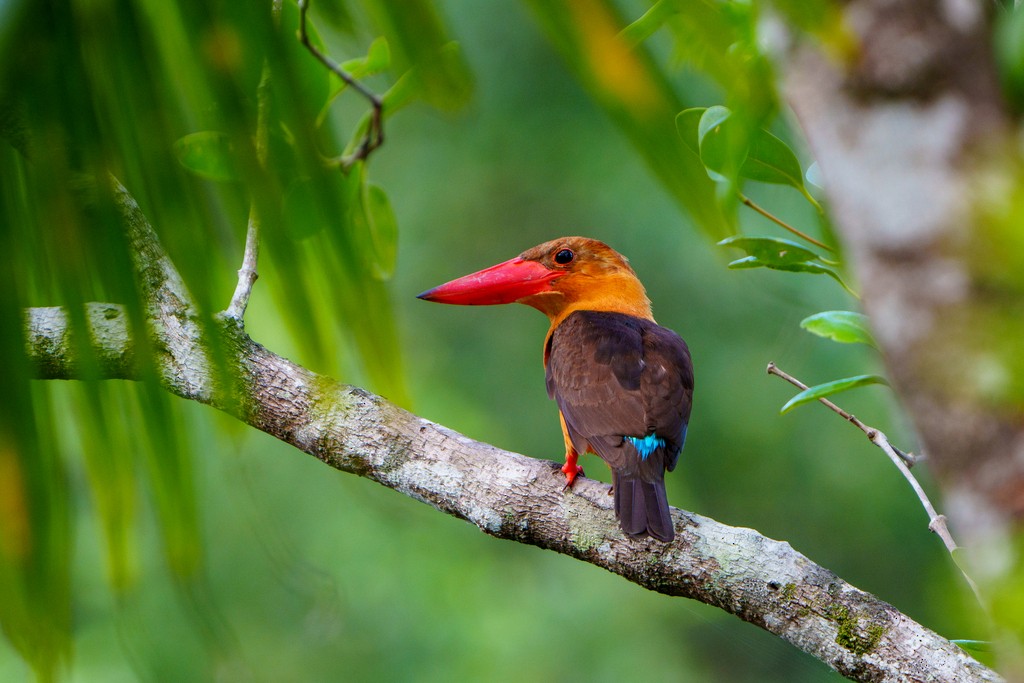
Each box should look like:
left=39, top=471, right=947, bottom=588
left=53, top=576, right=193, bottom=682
left=619, top=0, right=676, bottom=48
left=698, top=105, right=731, bottom=142
left=675, top=107, right=704, bottom=156
left=381, top=68, right=420, bottom=112
left=718, top=235, right=822, bottom=265
left=720, top=236, right=855, bottom=295
left=280, top=0, right=331, bottom=105
left=806, top=160, right=825, bottom=189
left=363, top=183, right=399, bottom=280
left=742, top=129, right=821, bottom=211
left=743, top=128, right=804, bottom=188
left=173, top=132, right=239, bottom=182
left=0, top=100, right=30, bottom=158
left=378, top=42, right=465, bottom=117
left=340, top=37, right=391, bottom=79
left=801, top=311, right=876, bottom=347
left=282, top=178, right=323, bottom=240
left=686, top=104, right=821, bottom=211
left=697, top=105, right=746, bottom=178
left=318, top=38, right=393, bottom=130
left=995, top=4, right=1024, bottom=111
left=780, top=375, right=889, bottom=414
left=729, top=257, right=856, bottom=296
left=365, top=36, right=391, bottom=73
left=950, top=640, right=992, bottom=654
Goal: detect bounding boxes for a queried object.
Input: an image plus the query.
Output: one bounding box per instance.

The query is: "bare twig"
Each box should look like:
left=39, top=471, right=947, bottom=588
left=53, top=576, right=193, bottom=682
left=224, top=65, right=271, bottom=322
left=767, top=362, right=916, bottom=466
left=224, top=207, right=260, bottom=321
left=740, top=193, right=834, bottom=252
left=766, top=361, right=985, bottom=606
left=296, top=0, right=383, bottom=170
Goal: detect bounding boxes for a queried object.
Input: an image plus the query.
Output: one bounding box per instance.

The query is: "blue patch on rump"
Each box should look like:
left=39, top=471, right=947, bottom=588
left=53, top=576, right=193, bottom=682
left=625, top=434, right=666, bottom=460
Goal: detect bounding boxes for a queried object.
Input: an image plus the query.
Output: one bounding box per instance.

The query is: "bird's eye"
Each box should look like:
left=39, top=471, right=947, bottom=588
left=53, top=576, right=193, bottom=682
left=554, top=249, right=575, bottom=265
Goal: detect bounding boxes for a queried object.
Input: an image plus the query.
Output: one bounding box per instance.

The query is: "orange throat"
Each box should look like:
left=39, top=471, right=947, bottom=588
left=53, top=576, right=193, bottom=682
left=522, top=272, right=654, bottom=364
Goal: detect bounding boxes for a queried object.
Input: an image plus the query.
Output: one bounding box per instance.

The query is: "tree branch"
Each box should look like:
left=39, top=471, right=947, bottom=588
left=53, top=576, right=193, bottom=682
left=24, top=303, right=134, bottom=380
left=23, top=180, right=1001, bottom=683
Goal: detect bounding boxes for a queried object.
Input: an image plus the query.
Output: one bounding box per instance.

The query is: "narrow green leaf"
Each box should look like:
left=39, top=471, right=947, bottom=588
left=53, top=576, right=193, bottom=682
left=136, top=380, right=200, bottom=579
left=525, top=0, right=732, bottom=238
left=363, top=183, right=399, bottom=280
left=780, top=375, right=889, bottom=414
left=280, top=0, right=331, bottom=104
left=0, top=100, right=30, bottom=158
left=283, top=179, right=323, bottom=240
left=801, top=311, right=876, bottom=347
left=173, top=132, right=239, bottom=182
left=950, top=640, right=992, bottom=653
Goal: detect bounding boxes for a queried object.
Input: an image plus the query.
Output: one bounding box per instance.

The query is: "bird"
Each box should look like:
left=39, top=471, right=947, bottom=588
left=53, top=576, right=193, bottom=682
left=417, top=237, right=693, bottom=542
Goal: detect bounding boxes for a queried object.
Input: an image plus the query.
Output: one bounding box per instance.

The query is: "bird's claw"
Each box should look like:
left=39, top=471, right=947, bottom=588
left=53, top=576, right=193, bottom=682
left=560, top=462, right=584, bottom=491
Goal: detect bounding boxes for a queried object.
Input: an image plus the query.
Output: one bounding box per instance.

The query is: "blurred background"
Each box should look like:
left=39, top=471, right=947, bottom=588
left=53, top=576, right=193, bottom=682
left=0, top=0, right=985, bottom=681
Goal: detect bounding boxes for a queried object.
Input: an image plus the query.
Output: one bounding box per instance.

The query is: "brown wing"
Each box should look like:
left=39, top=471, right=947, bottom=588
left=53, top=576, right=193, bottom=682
left=545, top=311, right=693, bottom=478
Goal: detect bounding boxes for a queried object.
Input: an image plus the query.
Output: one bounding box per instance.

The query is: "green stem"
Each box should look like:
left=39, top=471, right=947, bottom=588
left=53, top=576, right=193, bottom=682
left=740, top=193, right=834, bottom=252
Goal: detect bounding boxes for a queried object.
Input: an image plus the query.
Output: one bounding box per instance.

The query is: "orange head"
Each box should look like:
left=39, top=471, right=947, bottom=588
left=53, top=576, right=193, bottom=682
left=417, top=237, right=653, bottom=329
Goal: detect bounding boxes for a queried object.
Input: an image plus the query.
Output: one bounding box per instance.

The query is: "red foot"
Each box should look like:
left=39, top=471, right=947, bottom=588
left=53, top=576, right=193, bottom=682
left=560, top=460, right=584, bottom=491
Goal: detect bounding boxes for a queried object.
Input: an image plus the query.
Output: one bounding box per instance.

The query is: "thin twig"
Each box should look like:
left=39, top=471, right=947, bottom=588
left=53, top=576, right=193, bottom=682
left=225, top=207, right=260, bottom=321
left=296, top=0, right=383, bottom=170
left=767, top=362, right=915, bottom=465
left=224, top=65, right=272, bottom=321
left=766, top=361, right=985, bottom=607
left=740, top=194, right=834, bottom=252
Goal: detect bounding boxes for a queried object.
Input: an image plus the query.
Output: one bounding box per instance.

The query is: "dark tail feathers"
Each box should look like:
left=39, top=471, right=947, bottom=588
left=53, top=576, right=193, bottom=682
left=612, top=472, right=674, bottom=542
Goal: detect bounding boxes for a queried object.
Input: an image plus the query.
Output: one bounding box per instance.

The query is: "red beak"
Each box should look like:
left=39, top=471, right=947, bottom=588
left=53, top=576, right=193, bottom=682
left=417, top=257, right=564, bottom=305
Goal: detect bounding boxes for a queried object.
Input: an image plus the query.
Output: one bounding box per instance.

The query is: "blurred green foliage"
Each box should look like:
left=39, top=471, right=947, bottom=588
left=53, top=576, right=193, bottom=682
left=0, top=0, right=991, bottom=681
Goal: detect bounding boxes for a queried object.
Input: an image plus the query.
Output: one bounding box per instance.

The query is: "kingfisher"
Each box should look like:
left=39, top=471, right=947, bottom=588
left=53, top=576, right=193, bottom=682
left=417, top=237, right=693, bottom=542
